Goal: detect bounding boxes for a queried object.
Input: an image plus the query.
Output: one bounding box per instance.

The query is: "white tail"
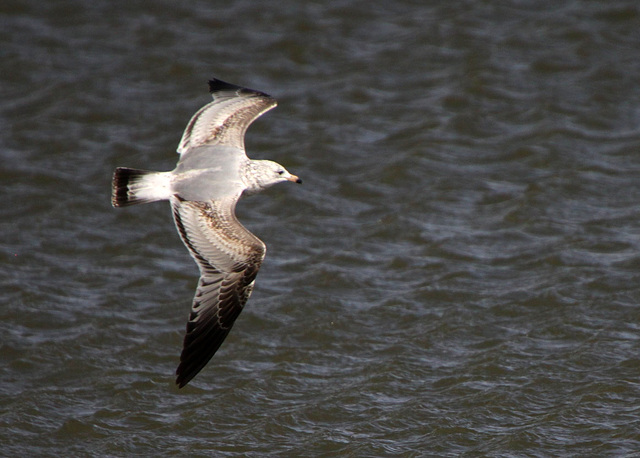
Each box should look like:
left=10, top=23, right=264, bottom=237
left=111, top=168, right=172, bottom=207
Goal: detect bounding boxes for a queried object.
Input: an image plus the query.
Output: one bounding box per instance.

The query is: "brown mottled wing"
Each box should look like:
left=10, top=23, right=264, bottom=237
left=171, top=195, right=266, bottom=388
left=177, top=79, right=277, bottom=154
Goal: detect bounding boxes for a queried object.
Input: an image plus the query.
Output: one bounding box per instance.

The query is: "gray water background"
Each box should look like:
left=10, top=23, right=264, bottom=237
left=3, top=0, right=640, bottom=455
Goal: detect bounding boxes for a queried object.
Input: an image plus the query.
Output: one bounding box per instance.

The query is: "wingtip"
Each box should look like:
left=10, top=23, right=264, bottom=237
left=208, top=78, right=271, bottom=98
left=208, top=78, right=241, bottom=93
left=175, top=366, right=193, bottom=389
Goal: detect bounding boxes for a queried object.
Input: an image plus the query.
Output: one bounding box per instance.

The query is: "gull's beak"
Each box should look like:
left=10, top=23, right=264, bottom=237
left=287, top=174, right=302, bottom=184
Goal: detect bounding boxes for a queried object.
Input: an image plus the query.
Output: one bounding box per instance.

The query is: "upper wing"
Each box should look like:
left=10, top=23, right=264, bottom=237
left=171, top=195, right=266, bottom=388
left=177, top=78, right=277, bottom=155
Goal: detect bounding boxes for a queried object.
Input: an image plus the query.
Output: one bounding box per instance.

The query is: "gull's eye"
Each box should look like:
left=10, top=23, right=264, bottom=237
left=277, top=170, right=284, bottom=175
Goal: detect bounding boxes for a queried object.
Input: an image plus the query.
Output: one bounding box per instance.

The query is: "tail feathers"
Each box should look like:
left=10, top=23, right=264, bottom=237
left=111, top=167, right=172, bottom=207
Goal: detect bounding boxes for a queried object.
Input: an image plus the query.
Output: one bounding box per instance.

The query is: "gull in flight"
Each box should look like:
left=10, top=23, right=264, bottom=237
left=111, top=78, right=301, bottom=388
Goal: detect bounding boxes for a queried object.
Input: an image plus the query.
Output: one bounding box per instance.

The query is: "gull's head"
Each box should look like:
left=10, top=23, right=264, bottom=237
left=246, top=160, right=301, bottom=193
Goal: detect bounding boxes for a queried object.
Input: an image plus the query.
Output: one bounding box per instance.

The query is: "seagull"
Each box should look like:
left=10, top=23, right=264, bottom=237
left=111, top=78, right=301, bottom=388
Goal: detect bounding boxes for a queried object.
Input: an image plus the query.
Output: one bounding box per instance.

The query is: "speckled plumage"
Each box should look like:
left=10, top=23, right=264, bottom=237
left=111, top=78, right=301, bottom=388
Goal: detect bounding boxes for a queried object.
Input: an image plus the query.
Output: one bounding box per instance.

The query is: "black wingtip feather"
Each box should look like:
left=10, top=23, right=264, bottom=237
left=208, top=78, right=271, bottom=98
left=175, top=322, right=230, bottom=388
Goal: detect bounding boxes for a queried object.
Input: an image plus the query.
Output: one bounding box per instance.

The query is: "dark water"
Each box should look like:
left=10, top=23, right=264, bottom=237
left=3, top=0, right=640, bottom=455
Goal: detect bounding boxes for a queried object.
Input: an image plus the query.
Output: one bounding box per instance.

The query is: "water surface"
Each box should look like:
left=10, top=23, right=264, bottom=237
left=3, top=0, right=640, bottom=455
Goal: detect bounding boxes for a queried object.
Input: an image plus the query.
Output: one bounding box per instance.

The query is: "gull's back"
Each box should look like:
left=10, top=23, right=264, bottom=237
left=172, top=144, right=246, bottom=202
